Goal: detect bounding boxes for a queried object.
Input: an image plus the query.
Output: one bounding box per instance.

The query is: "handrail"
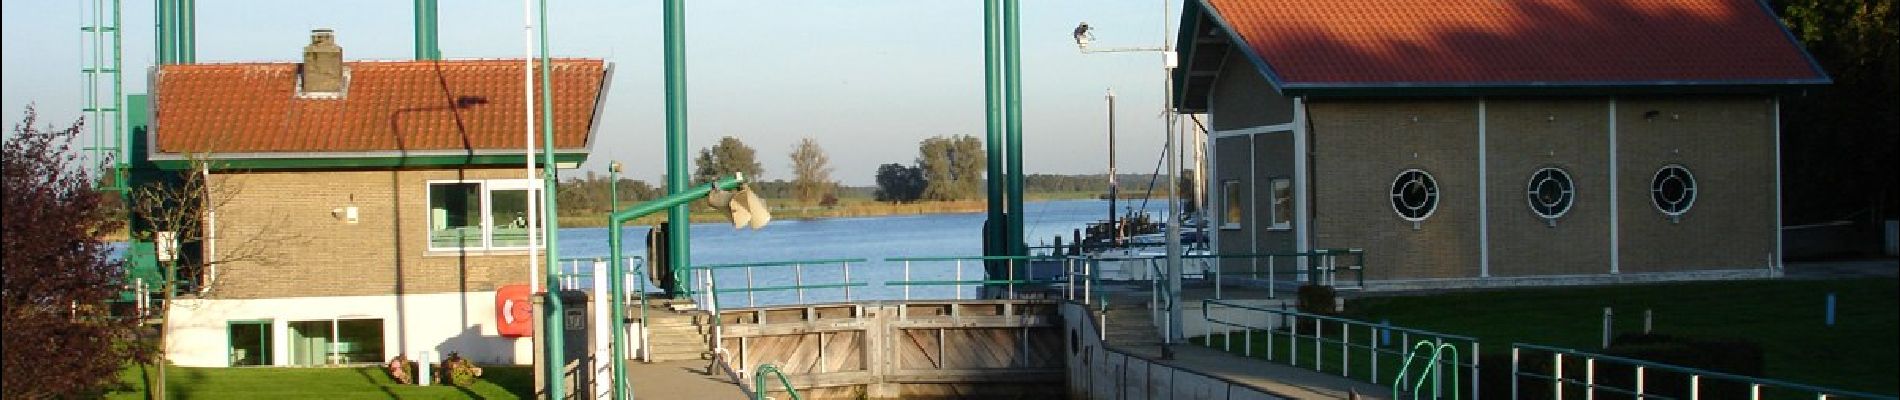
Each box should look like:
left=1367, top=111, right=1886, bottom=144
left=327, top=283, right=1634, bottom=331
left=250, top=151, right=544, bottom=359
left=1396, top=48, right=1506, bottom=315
left=1200, top=299, right=1480, bottom=399
left=1511, top=342, right=1898, bottom=400
left=883, top=255, right=1064, bottom=262
left=686, top=259, right=862, bottom=308
left=694, top=258, right=869, bottom=270
left=1393, top=340, right=1460, bottom=400
left=752, top=363, right=802, bottom=400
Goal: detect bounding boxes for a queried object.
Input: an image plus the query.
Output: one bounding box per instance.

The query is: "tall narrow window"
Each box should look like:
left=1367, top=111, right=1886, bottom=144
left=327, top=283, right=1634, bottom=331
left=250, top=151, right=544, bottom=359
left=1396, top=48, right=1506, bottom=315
left=1269, top=178, right=1293, bottom=230
left=428, top=182, right=482, bottom=249
left=1221, top=180, right=1243, bottom=230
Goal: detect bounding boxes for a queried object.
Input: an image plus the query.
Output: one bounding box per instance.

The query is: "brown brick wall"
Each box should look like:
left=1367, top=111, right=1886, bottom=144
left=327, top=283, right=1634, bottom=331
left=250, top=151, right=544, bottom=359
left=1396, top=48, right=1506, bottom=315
left=207, top=167, right=536, bottom=299
left=1615, top=96, right=1777, bottom=272
left=1485, top=99, right=1613, bottom=276
left=1309, top=99, right=1483, bottom=280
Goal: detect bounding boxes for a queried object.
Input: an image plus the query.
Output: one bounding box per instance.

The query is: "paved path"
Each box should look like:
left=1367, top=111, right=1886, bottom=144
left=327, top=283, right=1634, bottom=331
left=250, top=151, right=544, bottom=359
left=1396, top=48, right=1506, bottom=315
left=625, top=359, right=746, bottom=400
left=1099, top=290, right=1391, bottom=399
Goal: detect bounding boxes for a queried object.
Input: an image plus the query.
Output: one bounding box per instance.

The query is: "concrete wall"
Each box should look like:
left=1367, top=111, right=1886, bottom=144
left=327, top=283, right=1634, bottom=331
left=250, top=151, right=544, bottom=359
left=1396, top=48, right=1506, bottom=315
left=1208, top=55, right=1299, bottom=279
left=1208, top=51, right=1294, bottom=131
left=207, top=167, right=535, bottom=299
left=1063, top=303, right=1288, bottom=400
left=166, top=291, right=534, bottom=367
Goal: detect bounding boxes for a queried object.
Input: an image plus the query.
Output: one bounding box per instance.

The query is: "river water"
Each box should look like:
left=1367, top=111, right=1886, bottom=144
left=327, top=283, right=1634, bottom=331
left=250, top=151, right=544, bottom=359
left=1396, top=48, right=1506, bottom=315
left=556, top=199, right=1169, bottom=305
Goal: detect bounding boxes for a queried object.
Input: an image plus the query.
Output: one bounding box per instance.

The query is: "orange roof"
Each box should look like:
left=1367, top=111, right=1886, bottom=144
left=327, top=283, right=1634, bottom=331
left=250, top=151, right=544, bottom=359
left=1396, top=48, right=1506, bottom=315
left=153, top=59, right=607, bottom=155
left=1185, top=0, right=1826, bottom=92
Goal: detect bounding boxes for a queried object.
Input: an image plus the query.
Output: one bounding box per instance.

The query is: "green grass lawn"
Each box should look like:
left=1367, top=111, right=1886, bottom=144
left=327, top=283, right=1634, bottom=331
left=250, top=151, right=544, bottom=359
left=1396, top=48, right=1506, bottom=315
left=104, top=362, right=533, bottom=399
left=1189, top=278, right=1898, bottom=397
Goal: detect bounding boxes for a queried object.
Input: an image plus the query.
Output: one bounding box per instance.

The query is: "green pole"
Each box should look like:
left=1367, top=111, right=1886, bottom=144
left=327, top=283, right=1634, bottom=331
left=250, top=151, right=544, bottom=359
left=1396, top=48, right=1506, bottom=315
left=606, top=176, right=745, bottom=399
left=155, top=0, right=169, bottom=64
left=663, top=0, right=691, bottom=295
left=428, top=0, right=439, bottom=59
left=607, top=161, right=626, bottom=400
left=1003, top=0, right=1025, bottom=259
left=113, top=0, right=125, bottom=197
left=536, top=0, right=565, bottom=397
left=982, top=0, right=1004, bottom=258
left=413, top=0, right=426, bottom=60
left=179, top=0, right=192, bottom=63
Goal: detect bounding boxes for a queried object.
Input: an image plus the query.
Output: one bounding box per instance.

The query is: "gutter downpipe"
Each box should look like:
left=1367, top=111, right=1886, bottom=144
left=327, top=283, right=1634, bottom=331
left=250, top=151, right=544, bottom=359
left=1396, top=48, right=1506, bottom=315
left=536, top=0, right=565, bottom=397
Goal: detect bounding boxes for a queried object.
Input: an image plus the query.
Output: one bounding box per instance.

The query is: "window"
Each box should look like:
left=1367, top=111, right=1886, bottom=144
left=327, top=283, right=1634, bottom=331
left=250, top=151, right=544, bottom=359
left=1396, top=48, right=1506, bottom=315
left=1526, top=167, right=1576, bottom=223
left=227, top=320, right=272, bottom=366
left=1650, top=165, right=1696, bottom=222
left=1221, top=180, right=1243, bottom=230
left=1390, top=169, right=1439, bottom=223
left=1268, top=178, right=1293, bottom=230
left=289, top=319, right=384, bottom=366
left=428, top=180, right=544, bottom=250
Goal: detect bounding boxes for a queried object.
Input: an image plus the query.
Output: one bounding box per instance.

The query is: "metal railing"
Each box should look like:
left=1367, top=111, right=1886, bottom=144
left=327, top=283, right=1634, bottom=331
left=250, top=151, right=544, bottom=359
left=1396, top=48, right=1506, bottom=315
left=881, top=255, right=1065, bottom=300
left=1200, top=299, right=1481, bottom=400
left=1183, top=249, right=1366, bottom=299
left=689, top=258, right=869, bottom=308
left=1510, top=343, right=1898, bottom=400
left=751, top=363, right=802, bottom=400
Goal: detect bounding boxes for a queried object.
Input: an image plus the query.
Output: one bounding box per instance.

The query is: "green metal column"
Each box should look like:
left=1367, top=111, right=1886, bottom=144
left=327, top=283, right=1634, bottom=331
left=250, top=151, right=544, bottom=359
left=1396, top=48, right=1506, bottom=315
left=178, top=0, right=192, bottom=63
left=414, top=0, right=439, bottom=60
left=1003, top=0, right=1025, bottom=258
left=535, top=0, right=565, bottom=398
left=663, top=0, right=691, bottom=295
left=607, top=162, right=626, bottom=400
left=155, top=0, right=169, bottom=64
left=982, top=0, right=1004, bottom=258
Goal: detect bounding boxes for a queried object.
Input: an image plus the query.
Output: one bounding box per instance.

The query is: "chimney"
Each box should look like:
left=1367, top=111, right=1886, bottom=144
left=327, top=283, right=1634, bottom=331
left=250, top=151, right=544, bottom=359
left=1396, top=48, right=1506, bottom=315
left=301, top=29, right=344, bottom=94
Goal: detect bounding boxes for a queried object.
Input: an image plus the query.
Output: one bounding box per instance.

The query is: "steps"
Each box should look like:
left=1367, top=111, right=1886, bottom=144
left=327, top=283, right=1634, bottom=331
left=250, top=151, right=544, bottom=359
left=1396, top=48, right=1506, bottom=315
left=636, top=297, right=713, bottom=362
left=1099, top=294, right=1164, bottom=346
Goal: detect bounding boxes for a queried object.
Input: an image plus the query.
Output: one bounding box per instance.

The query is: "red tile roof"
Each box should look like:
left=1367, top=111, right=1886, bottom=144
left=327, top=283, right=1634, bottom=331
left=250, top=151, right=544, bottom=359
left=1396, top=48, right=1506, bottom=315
left=1195, top=0, right=1826, bottom=89
left=154, top=59, right=607, bottom=155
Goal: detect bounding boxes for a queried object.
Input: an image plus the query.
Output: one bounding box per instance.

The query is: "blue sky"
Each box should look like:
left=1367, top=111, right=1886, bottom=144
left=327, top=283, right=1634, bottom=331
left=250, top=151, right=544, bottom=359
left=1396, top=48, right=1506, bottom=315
left=3, top=1, right=1179, bottom=185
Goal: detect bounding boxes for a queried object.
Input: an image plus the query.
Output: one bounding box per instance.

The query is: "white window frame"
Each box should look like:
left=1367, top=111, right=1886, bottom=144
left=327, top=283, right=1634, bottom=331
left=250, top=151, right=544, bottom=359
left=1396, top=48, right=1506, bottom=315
left=1267, top=177, right=1293, bottom=231
left=426, top=179, right=544, bottom=252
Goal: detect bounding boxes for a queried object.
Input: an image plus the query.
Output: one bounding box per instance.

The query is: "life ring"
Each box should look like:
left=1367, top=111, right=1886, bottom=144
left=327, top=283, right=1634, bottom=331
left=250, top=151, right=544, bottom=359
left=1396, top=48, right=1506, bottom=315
left=495, top=285, right=534, bottom=337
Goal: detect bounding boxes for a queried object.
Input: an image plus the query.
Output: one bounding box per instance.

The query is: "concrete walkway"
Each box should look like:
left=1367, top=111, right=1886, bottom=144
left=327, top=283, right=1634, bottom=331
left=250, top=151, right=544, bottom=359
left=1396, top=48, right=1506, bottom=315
left=625, top=359, right=746, bottom=400
left=1098, top=288, right=1392, bottom=399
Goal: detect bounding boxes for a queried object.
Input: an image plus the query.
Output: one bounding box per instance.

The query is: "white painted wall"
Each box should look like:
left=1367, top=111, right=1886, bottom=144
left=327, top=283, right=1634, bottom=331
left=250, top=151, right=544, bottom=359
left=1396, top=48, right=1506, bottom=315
left=166, top=291, right=534, bottom=367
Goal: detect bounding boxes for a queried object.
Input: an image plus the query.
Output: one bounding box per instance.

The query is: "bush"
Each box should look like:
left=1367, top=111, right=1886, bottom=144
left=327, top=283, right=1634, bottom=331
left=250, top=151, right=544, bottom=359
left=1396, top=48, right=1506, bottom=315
left=1296, top=284, right=1337, bottom=315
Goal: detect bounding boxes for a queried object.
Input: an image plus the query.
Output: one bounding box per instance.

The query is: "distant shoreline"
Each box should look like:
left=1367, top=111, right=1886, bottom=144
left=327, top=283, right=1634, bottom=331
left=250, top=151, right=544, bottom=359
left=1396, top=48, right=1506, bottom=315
left=556, top=193, right=1156, bottom=228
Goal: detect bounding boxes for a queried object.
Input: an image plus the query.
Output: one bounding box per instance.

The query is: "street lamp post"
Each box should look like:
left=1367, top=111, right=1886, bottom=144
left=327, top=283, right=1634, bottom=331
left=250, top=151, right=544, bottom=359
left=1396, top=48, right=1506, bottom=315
left=1073, top=16, right=1185, bottom=348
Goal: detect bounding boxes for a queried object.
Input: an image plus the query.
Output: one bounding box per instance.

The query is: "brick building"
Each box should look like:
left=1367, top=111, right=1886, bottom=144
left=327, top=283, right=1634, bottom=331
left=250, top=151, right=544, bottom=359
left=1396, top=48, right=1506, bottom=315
left=1173, top=0, right=1828, bottom=288
left=146, top=30, right=612, bottom=367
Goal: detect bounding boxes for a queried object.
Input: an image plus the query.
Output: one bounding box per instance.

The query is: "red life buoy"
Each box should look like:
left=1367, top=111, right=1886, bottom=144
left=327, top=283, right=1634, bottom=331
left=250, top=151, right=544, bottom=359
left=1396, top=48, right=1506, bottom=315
left=495, top=285, right=534, bottom=337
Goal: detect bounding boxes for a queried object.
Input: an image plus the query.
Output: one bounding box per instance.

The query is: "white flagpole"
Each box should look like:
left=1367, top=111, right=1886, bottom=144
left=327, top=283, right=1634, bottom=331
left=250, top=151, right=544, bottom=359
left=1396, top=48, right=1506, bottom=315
left=524, top=0, right=540, bottom=293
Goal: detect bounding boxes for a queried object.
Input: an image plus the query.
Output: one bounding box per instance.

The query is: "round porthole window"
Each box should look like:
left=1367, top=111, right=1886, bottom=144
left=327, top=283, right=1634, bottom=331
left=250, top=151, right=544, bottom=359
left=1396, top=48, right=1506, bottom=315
left=1390, top=169, right=1439, bottom=223
left=1650, top=164, right=1696, bottom=221
left=1526, top=167, right=1576, bottom=223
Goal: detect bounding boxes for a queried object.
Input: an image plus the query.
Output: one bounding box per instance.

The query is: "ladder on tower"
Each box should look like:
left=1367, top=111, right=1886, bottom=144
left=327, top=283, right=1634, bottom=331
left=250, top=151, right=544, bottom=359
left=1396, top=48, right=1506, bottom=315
left=80, top=0, right=126, bottom=196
